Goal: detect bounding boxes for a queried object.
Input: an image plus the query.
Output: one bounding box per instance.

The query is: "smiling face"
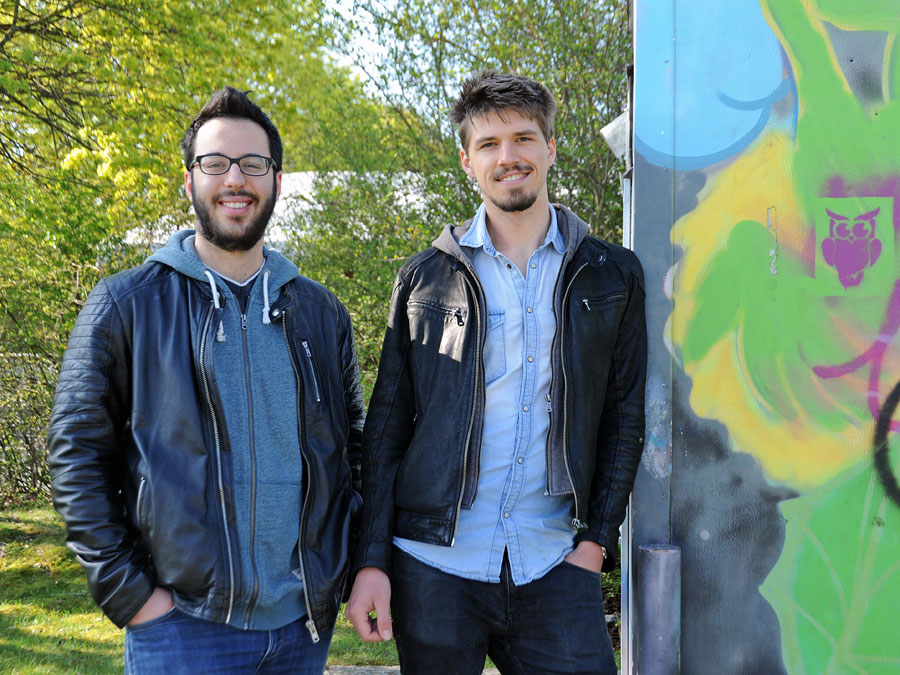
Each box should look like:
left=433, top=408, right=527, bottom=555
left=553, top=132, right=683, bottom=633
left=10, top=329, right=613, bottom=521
left=184, top=117, right=282, bottom=252
left=460, top=109, right=556, bottom=215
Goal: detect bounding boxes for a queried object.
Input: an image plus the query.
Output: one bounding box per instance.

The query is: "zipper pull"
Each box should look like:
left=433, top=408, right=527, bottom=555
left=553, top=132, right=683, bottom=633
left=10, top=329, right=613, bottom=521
left=306, top=618, right=320, bottom=643
left=582, top=298, right=591, bottom=311
left=302, top=340, right=312, bottom=358
left=241, top=314, right=248, bottom=331
left=545, top=393, right=552, bottom=412
left=453, top=308, right=464, bottom=326
left=571, top=518, right=588, bottom=533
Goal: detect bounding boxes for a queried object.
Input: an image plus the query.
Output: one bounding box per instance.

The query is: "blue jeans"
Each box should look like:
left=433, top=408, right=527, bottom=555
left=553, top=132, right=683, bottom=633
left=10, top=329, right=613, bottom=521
left=391, top=547, right=617, bottom=675
left=124, top=609, right=333, bottom=674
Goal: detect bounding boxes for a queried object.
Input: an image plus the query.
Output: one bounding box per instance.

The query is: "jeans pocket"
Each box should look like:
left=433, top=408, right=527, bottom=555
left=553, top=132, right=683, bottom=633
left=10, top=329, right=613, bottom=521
left=560, top=559, right=606, bottom=581
left=126, top=606, right=180, bottom=633
left=484, top=310, right=507, bottom=385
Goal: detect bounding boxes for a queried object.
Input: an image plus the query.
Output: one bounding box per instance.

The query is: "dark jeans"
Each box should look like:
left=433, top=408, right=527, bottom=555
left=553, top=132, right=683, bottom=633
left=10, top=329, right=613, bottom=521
left=391, top=547, right=616, bottom=675
left=124, top=608, right=333, bottom=674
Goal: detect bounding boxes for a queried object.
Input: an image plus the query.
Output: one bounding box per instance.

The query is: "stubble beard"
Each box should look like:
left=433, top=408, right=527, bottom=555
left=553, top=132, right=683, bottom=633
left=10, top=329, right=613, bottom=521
left=192, top=182, right=277, bottom=252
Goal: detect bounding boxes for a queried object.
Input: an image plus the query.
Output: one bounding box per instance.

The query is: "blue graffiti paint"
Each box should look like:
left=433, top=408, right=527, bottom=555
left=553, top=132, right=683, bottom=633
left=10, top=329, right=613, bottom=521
left=634, top=0, right=790, bottom=169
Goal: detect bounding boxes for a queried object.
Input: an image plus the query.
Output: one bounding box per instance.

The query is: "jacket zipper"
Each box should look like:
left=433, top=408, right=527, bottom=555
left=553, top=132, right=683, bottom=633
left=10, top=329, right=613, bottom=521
left=282, top=313, right=320, bottom=643
left=241, top=312, right=260, bottom=629
left=301, top=340, right=321, bottom=402
left=199, top=305, right=236, bottom=623
left=451, top=268, right=483, bottom=545
left=558, top=262, right=589, bottom=531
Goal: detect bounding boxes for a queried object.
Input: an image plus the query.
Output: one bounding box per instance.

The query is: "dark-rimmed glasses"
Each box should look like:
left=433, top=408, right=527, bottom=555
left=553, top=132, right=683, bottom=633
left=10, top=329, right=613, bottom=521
left=188, top=154, right=277, bottom=176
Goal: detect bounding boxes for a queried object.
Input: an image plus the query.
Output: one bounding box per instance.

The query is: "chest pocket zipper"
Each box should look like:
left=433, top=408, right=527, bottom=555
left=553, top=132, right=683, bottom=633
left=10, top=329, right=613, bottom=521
left=300, top=340, right=321, bottom=403
left=580, top=293, right=625, bottom=311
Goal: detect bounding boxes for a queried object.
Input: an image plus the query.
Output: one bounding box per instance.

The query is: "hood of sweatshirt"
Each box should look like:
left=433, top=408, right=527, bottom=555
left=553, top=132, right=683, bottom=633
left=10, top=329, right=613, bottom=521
left=147, top=230, right=300, bottom=328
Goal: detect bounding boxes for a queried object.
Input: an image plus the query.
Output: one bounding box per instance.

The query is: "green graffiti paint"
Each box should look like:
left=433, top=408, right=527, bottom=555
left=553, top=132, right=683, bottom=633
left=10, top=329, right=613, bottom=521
left=760, top=454, right=900, bottom=674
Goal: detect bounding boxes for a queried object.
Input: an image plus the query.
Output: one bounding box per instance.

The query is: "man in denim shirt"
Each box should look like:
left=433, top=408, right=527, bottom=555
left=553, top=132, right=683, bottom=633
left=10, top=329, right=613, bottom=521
left=348, top=71, right=647, bottom=674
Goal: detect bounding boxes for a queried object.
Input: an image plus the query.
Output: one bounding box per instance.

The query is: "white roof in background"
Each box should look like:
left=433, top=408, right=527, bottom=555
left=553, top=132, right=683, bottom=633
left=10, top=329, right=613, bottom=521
left=269, top=171, right=317, bottom=243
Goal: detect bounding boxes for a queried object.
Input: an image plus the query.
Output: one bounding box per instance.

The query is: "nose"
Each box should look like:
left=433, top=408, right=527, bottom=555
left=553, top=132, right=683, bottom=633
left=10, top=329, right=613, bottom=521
left=498, top=140, right=518, bottom=164
left=223, top=161, right=246, bottom=188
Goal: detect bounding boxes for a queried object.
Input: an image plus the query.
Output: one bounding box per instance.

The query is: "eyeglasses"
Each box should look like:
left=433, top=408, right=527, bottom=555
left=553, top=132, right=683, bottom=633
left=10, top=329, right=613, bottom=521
left=188, top=154, right=277, bottom=176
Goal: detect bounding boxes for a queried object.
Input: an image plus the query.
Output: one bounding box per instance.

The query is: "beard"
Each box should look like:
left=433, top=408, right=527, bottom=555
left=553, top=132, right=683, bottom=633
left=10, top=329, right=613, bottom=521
left=489, top=189, right=538, bottom=213
left=488, top=164, right=538, bottom=212
left=191, top=182, right=277, bottom=252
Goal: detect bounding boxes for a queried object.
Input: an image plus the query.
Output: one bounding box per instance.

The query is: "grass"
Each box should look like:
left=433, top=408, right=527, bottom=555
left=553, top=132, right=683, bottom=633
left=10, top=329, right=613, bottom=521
left=1, top=504, right=619, bottom=672
left=0, top=506, right=122, bottom=674
left=0, top=504, right=400, bottom=672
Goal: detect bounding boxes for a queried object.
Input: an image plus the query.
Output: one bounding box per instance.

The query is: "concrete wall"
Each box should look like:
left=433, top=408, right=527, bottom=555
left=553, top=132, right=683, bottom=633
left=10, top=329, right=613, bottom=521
left=630, top=1, right=900, bottom=672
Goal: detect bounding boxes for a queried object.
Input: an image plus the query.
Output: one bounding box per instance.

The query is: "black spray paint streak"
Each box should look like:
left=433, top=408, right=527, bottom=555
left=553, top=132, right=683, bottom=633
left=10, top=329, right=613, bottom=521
left=874, top=379, right=900, bottom=506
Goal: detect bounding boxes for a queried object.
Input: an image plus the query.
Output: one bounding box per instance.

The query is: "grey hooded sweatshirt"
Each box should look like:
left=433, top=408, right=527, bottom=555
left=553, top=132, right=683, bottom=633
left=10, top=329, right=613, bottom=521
left=148, top=231, right=307, bottom=630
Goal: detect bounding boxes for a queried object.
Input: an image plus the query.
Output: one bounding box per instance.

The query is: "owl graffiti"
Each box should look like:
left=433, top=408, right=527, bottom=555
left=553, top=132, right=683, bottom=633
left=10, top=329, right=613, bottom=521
left=821, top=206, right=882, bottom=288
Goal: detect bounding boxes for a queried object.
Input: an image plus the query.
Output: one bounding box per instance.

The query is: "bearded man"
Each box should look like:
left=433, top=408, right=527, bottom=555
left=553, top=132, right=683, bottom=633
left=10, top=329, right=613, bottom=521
left=347, top=70, right=647, bottom=674
left=48, top=87, right=364, bottom=674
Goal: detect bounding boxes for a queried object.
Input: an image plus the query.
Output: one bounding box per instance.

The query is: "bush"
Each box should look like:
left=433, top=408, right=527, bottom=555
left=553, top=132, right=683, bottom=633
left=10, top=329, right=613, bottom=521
left=0, top=353, right=57, bottom=501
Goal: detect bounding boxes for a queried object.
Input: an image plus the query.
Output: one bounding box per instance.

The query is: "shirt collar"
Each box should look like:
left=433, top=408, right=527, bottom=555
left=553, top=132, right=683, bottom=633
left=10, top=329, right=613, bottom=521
left=459, top=204, right=564, bottom=256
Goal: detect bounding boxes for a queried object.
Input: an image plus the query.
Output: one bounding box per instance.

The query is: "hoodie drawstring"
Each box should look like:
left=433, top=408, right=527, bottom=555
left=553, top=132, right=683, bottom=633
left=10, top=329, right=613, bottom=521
left=262, top=270, right=271, bottom=325
left=203, top=270, right=227, bottom=342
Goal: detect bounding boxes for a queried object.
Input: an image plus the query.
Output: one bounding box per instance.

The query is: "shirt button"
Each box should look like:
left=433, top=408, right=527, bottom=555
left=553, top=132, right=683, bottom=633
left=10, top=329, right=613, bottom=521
left=507, top=263, right=512, bottom=269
left=517, top=457, right=523, bottom=464
left=504, top=512, right=510, bottom=519
left=530, top=263, right=536, bottom=269
left=523, top=405, right=529, bottom=412
left=526, top=306, right=533, bottom=313
left=527, top=356, right=534, bottom=363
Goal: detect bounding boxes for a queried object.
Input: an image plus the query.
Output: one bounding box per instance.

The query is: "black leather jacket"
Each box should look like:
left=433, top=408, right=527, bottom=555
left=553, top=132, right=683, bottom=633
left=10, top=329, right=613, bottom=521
left=48, top=258, right=364, bottom=632
left=357, top=205, right=646, bottom=574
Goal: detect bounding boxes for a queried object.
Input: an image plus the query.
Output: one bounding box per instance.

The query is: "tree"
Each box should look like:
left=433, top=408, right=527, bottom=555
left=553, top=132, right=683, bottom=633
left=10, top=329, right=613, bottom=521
left=0, top=0, right=392, bottom=354
left=0, top=0, right=391, bottom=497
left=290, top=0, right=632, bottom=393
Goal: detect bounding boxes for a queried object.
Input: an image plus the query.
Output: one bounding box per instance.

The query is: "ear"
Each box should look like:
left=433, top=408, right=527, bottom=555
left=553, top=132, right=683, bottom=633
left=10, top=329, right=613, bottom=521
left=460, top=147, right=474, bottom=177
left=547, top=137, right=557, bottom=167
left=275, top=170, right=283, bottom=200
left=184, top=170, right=193, bottom=202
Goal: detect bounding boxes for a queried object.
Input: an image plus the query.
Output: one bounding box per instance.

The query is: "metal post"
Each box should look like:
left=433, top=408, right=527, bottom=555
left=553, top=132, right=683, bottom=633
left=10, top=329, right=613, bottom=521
left=635, top=544, right=681, bottom=674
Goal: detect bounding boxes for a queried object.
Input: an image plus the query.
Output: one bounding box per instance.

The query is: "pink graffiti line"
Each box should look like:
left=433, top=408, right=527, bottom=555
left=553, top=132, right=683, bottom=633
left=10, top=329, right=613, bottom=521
left=813, top=280, right=900, bottom=431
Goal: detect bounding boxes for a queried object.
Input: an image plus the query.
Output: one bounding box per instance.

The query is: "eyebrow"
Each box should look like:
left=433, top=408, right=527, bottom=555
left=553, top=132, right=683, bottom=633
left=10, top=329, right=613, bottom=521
left=473, top=128, right=541, bottom=146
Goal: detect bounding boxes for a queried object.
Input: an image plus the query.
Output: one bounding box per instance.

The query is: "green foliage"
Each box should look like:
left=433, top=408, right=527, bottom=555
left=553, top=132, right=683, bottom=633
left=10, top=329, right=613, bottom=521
left=1, top=0, right=631, bottom=493
left=0, top=0, right=394, bottom=497
left=333, top=0, right=631, bottom=235
left=0, top=354, right=56, bottom=500
left=292, top=0, right=631, bottom=393
left=0, top=0, right=390, bottom=355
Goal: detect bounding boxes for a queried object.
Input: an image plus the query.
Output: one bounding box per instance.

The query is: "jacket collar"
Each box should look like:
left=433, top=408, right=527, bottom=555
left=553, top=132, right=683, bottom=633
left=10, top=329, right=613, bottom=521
left=433, top=204, right=591, bottom=267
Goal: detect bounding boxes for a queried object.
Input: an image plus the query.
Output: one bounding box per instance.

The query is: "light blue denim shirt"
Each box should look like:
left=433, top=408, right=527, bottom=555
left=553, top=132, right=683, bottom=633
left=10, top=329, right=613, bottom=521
left=395, top=204, right=575, bottom=584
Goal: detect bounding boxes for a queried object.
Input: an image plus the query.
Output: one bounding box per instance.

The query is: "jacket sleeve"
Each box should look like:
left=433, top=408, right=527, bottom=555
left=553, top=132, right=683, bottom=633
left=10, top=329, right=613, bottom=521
left=46, top=280, right=155, bottom=627
left=575, top=255, right=647, bottom=571
left=354, top=273, right=418, bottom=577
left=338, top=303, right=365, bottom=494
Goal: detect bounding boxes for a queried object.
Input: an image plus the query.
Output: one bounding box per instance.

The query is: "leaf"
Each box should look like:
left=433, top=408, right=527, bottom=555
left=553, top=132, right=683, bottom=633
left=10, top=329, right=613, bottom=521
left=761, top=452, right=900, bottom=674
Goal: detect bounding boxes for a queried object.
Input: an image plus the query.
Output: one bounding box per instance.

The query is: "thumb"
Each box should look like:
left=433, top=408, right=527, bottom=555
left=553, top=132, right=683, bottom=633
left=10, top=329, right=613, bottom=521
left=375, top=596, right=393, bottom=641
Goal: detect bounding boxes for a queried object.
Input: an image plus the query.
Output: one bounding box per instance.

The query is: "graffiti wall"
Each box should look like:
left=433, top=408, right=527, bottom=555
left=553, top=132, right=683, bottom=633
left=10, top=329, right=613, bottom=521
left=631, top=0, right=900, bottom=672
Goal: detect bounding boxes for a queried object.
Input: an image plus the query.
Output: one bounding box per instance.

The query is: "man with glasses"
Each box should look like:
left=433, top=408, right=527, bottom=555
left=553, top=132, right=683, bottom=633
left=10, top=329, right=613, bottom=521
left=48, top=87, right=364, bottom=673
